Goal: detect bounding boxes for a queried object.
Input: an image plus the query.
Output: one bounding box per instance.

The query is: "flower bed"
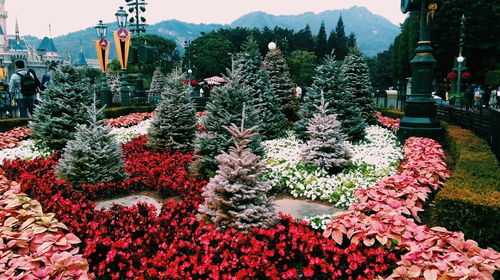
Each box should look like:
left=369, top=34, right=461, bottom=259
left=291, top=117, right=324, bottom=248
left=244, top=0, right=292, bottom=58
left=263, top=126, right=403, bottom=208
left=1, top=136, right=399, bottom=279
left=0, top=175, right=89, bottom=279
left=0, top=126, right=31, bottom=150
left=323, top=115, right=500, bottom=280
left=105, top=112, right=154, bottom=128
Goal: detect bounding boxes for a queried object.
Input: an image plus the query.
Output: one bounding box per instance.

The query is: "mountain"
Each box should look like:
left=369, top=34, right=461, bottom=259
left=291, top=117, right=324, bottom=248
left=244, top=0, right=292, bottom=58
left=230, top=6, right=400, bottom=56
left=22, top=6, right=398, bottom=61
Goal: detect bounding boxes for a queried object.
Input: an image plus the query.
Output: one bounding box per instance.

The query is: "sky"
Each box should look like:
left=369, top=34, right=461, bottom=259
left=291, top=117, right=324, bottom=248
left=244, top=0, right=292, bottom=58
left=4, top=0, right=407, bottom=38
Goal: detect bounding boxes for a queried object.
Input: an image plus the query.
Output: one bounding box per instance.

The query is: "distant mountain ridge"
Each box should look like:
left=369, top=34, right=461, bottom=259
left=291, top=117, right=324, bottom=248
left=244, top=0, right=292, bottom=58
left=22, top=6, right=399, bottom=61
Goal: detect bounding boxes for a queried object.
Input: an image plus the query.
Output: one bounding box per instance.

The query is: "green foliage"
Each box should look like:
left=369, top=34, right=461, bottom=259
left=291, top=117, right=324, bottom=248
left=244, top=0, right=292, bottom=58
left=485, top=70, right=500, bottom=86
left=264, top=47, right=299, bottom=122
left=342, top=47, right=377, bottom=124
left=347, top=33, right=357, bottom=48
left=295, top=55, right=366, bottom=142
left=293, top=24, right=315, bottom=52
left=56, top=103, right=128, bottom=188
left=234, top=36, right=287, bottom=140
left=392, top=12, right=419, bottom=82
left=186, top=33, right=235, bottom=79
left=30, top=65, right=95, bottom=151
left=134, top=34, right=181, bottom=76
left=147, top=72, right=196, bottom=152
left=198, top=123, right=277, bottom=232
left=194, top=67, right=263, bottom=179
left=430, top=124, right=500, bottom=250
left=287, top=50, right=318, bottom=87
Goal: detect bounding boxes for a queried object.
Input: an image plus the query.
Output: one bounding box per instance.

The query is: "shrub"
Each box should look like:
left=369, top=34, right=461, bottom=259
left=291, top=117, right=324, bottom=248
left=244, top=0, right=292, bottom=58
left=430, top=124, right=500, bottom=250
left=0, top=118, right=30, bottom=132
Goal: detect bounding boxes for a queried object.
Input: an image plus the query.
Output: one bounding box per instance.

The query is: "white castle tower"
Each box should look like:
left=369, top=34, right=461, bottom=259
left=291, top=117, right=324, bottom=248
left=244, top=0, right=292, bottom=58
left=0, top=0, right=8, bottom=51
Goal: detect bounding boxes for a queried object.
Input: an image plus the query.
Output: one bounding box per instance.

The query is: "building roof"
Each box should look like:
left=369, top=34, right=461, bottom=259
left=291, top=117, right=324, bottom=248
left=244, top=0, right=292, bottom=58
left=75, top=51, right=87, bottom=66
left=8, top=38, right=26, bottom=50
left=37, top=37, right=58, bottom=53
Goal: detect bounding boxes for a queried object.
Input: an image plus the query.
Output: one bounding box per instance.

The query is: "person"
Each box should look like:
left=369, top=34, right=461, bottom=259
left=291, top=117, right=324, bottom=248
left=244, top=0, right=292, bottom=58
left=496, top=86, right=500, bottom=110
left=9, top=60, right=36, bottom=118
left=489, top=86, right=497, bottom=109
left=40, top=63, right=56, bottom=92
left=465, top=84, right=474, bottom=111
left=27, top=69, right=42, bottom=104
left=473, top=85, right=482, bottom=111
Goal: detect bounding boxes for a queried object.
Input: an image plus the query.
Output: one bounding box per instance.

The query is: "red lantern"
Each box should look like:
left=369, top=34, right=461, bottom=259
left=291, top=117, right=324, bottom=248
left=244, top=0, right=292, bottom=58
left=447, top=72, right=458, bottom=80
left=461, top=72, right=472, bottom=80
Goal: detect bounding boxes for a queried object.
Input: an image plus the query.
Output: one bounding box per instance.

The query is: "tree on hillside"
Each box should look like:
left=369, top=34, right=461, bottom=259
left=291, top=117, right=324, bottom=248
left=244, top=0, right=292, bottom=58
left=342, top=47, right=377, bottom=124
left=198, top=121, right=277, bottom=232
left=30, top=65, right=95, bottom=151
left=194, top=66, right=262, bottom=178
left=293, top=24, right=315, bottom=52
left=264, top=46, right=299, bottom=122
left=334, top=16, right=348, bottom=60
left=234, top=36, right=287, bottom=140
left=287, top=50, right=318, bottom=88
left=347, top=33, right=357, bottom=48
left=315, top=22, right=329, bottom=59
left=327, top=30, right=337, bottom=55
left=186, top=32, right=235, bottom=79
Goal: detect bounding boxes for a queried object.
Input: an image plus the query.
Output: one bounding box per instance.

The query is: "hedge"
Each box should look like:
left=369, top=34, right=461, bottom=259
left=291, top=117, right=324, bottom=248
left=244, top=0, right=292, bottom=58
left=376, top=107, right=404, bottom=119
left=430, top=123, right=500, bottom=250
left=0, top=106, right=156, bottom=132
left=0, top=118, right=30, bottom=133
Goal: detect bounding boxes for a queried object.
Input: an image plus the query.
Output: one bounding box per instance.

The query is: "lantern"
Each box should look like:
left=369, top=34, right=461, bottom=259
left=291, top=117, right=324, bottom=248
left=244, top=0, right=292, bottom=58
left=446, top=72, right=457, bottom=80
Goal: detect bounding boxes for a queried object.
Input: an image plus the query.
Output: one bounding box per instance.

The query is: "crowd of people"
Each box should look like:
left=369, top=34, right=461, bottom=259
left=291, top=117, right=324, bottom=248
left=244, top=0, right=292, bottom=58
left=462, top=84, right=500, bottom=112
left=0, top=61, right=56, bottom=119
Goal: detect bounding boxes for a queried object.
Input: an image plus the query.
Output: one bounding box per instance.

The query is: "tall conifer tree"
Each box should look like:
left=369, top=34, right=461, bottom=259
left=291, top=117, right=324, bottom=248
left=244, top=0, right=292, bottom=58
left=334, top=16, right=348, bottom=60
left=234, top=36, right=287, bottom=140
left=342, top=47, right=377, bottom=124
left=315, top=22, right=328, bottom=59
left=264, top=46, right=299, bottom=122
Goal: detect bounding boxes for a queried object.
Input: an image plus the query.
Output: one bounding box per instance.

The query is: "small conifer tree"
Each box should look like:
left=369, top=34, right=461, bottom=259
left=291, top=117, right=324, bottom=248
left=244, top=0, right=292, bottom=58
left=107, top=72, right=121, bottom=104
left=56, top=100, right=128, bottom=188
left=147, top=71, right=196, bottom=152
left=31, top=65, right=96, bottom=151
left=342, top=47, right=377, bottom=124
left=234, top=36, right=286, bottom=140
left=198, top=114, right=277, bottom=232
left=148, top=67, right=167, bottom=98
left=264, top=45, right=299, bottom=122
left=301, top=94, right=352, bottom=173
left=194, top=66, right=262, bottom=178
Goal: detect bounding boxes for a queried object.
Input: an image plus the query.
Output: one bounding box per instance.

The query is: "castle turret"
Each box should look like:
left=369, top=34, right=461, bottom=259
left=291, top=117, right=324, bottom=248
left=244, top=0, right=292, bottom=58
left=0, top=0, right=8, bottom=50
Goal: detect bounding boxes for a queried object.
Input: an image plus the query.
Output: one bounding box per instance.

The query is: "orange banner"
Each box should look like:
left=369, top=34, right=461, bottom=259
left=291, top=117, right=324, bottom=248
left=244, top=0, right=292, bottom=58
left=114, top=29, right=131, bottom=70
left=94, top=39, right=110, bottom=73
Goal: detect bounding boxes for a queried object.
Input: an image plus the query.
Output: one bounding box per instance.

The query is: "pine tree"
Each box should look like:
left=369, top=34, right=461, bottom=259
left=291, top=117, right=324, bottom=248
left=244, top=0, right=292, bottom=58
left=295, top=54, right=366, bottom=142
left=334, top=16, right=348, bottom=60
left=147, top=71, right=196, bottom=152
left=194, top=66, right=262, bottom=178
left=264, top=46, right=298, bottom=122
left=301, top=95, right=351, bottom=174
left=234, top=36, right=287, bottom=140
left=327, top=30, right=337, bottom=56
left=347, top=33, right=357, bottom=48
left=107, top=72, right=121, bottom=104
left=30, top=65, right=95, bottom=151
left=56, top=101, right=128, bottom=188
left=148, top=67, right=167, bottom=98
left=315, top=22, right=328, bottom=59
left=342, top=47, right=377, bottom=124
left=198, top=120, right=277, bottom=232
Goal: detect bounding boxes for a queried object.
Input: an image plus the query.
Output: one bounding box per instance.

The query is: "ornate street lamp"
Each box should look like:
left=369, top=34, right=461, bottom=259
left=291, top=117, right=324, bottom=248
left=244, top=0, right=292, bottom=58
left=397, top=0, right=442, bottom=141
left=114, top=6, right=132, bottom=107
left=94, top=20, right=112, bottom=107
left=125, top=0, right=147, bottom=37
left=454, top=14, right=466, bottom=107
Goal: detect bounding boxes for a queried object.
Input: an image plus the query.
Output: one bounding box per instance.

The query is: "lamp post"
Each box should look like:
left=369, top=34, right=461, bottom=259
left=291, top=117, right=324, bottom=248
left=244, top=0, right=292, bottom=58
left=114, top=6, right=131, bottom=107
left=454, top=14, right=466, bottom=107
left=94, top=20, right=112, bottom=107
left=397, top=0, right=442, bottom=141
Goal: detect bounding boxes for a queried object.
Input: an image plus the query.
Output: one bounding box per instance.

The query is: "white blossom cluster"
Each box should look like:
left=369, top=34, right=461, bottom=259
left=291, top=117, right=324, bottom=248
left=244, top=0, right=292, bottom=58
left=302, top=214, right=334, bottom=231
left=0, top=140, right=47, bottom=163
left=0, top=120, right=153, bottom=164
left=262, top=126, right=403, bottom=209
left=109, top=119, right=152, bottom=144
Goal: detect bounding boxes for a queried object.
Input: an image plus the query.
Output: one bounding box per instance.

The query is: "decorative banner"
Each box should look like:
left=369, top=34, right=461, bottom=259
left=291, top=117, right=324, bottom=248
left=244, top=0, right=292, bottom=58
left=0, top=68, right=7, bottom=80
left=94, top=39, right=110, bottom=73
left=114, top=28, right=131, bottom=70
